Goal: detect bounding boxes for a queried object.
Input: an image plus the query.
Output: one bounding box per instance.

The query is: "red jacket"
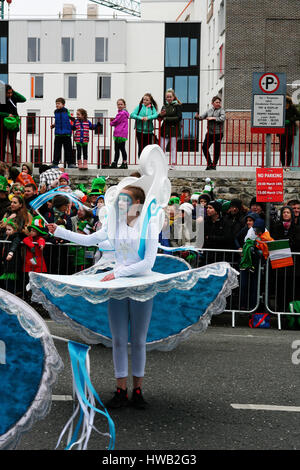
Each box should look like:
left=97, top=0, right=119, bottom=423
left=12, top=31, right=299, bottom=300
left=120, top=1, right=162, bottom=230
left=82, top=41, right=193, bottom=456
left=23, top=236, right=47, bottom=273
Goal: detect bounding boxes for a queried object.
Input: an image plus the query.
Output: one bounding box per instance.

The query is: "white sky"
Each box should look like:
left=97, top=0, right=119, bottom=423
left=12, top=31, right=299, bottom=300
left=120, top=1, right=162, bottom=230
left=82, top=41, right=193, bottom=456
left=6, top=0, right=116, bottom=18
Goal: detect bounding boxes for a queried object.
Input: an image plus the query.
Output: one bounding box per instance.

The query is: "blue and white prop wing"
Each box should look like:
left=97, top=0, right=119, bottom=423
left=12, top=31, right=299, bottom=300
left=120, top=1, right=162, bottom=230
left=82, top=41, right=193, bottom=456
left=0, top=289, right=63, bottom=450
left=29, top=188, right=90, bottom=212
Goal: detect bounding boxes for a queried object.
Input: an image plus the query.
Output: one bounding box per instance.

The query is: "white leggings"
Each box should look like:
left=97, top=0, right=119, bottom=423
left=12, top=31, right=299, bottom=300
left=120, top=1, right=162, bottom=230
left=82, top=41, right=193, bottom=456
left=160, top=136, right=177, bottom=164
left=108, top=297, right=153, bottom=378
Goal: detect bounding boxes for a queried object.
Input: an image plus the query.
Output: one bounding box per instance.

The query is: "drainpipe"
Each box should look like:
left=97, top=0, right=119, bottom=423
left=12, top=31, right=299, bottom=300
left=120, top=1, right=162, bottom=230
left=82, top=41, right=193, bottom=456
left=176, top=0, right=194, bottom=22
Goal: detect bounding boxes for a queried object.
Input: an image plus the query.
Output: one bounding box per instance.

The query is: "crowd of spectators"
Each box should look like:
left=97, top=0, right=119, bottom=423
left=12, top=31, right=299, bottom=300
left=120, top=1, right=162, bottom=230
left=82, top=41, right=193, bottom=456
left=0, top=160, right=299, bottom=323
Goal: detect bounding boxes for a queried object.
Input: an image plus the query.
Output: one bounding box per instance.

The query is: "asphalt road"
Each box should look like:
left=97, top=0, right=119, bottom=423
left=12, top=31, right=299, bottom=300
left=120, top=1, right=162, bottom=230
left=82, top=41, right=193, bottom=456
left=16, top=318, right=300, bottom=452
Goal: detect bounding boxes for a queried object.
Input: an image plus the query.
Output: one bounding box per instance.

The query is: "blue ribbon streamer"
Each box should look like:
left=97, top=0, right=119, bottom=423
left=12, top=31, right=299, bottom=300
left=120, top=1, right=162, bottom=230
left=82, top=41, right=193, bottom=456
left=66, top=341, right=115, bottom=450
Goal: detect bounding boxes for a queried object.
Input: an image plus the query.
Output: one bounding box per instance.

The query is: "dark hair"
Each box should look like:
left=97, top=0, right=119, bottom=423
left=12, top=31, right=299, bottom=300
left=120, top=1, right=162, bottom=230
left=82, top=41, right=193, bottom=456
left=139, top=93, right=158, bottom=111
left=212, top=96, right=222, bottom=103
left=287, top=199, right=300, bottom=206
left=8, top=166, right=20, bottom=182
left=39, top=164, right=50, bottom=175
left=5, top=84, right=12, bottom=94
left=52, top=194, right=70, bottom=209
left=123, top=185, right=145, bottom=204
left=56, top=97, right=65, bottom=105
left=24, top=183, right=36, bottom=191
left=181, top=188, right=191, bottom=194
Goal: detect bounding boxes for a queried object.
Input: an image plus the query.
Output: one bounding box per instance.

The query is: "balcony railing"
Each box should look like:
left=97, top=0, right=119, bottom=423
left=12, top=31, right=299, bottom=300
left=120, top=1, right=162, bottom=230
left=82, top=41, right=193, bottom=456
left=0, top=116, right=299, bottom=169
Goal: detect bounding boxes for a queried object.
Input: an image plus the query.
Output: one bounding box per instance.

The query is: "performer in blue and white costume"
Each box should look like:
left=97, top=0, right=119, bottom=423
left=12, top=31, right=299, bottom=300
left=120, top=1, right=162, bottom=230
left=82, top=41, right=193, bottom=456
left=29, top=145, right=239, bottom=410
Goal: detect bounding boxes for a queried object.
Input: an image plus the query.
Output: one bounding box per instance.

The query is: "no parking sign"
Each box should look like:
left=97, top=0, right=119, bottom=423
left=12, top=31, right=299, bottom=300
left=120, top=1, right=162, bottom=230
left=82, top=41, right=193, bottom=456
left=251, top=72, right=286, bottom=134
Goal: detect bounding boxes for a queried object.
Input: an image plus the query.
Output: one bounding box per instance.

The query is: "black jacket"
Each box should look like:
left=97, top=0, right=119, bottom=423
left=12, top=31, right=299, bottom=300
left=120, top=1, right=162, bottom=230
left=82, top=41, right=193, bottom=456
left=0, top=232, right=22, bottom=274
left=0, top=91, right=26, bottom=118
left=270, top=206, right=300, bottom=251
left=203, top=215, right=235, bottom=250
left=159, top=101, right=182, bottom=138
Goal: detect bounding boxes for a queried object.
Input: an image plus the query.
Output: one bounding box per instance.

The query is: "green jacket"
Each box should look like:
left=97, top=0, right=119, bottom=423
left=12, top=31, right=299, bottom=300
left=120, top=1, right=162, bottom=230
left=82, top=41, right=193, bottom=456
left=131, top=104, right=158, bottom=134
left=68, top=244, right=96, bottom=267
left=240, top=239, right=256, bottom=271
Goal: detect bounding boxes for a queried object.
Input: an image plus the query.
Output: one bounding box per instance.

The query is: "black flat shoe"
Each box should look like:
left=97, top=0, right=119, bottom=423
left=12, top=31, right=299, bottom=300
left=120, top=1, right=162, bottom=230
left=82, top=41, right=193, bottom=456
left=129, top=387, right=147, bottom=410
left=105, top=388, right=129, bottom=409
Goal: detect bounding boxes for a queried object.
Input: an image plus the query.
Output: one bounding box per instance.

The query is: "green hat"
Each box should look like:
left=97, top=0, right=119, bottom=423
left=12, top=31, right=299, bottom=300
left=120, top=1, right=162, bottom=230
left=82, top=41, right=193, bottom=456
left=216, top=199, right=231, bottom=213
left=4, top=218, right=18, bottom=230
left=0, top=175, right=8, bottom=192
left=28, top=216, right=48, bottom=235
left=191, top=192, right=201, bottom=201
left=89, top=177, right=106, bottom=195
left=4, top=115, right=20, bottom=131
left=77, top=183, right=88, bottom=194
left=168, top=196, right=180, bottom=205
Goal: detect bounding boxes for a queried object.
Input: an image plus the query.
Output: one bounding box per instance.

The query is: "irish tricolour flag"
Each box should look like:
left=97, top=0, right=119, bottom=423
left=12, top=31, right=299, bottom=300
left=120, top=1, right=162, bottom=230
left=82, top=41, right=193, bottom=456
left=267, top=239, right=294, bottom=269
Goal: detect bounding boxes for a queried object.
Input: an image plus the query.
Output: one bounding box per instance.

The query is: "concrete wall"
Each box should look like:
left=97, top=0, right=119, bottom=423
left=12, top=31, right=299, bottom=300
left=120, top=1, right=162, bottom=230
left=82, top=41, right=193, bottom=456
left=32, top=169, right=300, bottom=207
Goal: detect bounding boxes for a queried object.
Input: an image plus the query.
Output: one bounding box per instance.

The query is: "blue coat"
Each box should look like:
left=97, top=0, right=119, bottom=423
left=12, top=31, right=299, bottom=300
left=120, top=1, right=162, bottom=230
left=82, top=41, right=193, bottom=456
left=54, top=107, right=72, bottom=136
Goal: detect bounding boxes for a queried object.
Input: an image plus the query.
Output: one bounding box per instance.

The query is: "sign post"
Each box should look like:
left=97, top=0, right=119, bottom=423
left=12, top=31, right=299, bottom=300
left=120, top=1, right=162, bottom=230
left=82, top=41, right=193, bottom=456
left=251, top=72, right=286, bottom=229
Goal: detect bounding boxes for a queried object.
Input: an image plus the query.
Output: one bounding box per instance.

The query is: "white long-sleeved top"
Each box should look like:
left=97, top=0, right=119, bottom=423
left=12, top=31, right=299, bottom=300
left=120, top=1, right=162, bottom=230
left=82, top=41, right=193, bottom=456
left=54, top=218, right=159, bottom=278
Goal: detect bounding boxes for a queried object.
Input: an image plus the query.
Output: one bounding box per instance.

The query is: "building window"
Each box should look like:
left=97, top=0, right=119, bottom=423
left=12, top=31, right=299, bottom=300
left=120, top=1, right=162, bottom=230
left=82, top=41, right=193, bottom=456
left=27, top=111, right=40, bottom=135
left=190, top=39, right=197, bottom=66
left=94, top=111, right=106, bottom=135
left=65, top=74, right=77, bottom=99
left=182, top=112, right=197, bottom=139
left=0, top=73, right=7, bottom=84
left=0, top=37, right=7, bottom=64
left=164, top=22, right=200, bottom=149
left=95, top=37, right=108, bottom=62
left=62, top=37, right=74, bottom=62
left=173, top=75, right=198, bottom=104
left=97, top=75, right=111, bottom=99
left=218, top=1, right=225, bottom=36
left=165, top=37, right=196, bottom=68
left=30, top=147, right=43, bottom=167
left=28, top=38, right=40, bottom=62
left=219, top=44, right=224, bottom=77
left=30, top=75, right=43, bottom=99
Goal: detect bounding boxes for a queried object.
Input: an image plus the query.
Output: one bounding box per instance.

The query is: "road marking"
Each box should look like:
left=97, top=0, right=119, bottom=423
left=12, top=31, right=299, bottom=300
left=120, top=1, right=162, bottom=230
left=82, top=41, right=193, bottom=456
left=231, top=404, right=300, bottom=412
left=52, top=395, right=73, bottom=401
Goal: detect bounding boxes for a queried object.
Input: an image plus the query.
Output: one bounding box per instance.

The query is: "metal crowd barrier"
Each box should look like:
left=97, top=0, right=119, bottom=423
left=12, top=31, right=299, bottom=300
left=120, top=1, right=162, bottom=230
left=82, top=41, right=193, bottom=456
left=264, top=252, right=300, bottom=330
left=188, top=247, right=263, bottom=327
left=1, top=240, right=298, bottom=330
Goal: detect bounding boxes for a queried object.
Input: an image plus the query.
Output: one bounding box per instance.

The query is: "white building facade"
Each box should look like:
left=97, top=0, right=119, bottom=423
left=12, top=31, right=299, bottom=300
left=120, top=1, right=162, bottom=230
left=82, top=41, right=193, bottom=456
left=7, top=1, right=226, bottom=167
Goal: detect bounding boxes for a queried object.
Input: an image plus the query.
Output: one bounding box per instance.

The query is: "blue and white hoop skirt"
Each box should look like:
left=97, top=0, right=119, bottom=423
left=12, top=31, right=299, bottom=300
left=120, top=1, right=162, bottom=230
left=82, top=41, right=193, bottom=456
left=29, top=255, right=238, bottom=351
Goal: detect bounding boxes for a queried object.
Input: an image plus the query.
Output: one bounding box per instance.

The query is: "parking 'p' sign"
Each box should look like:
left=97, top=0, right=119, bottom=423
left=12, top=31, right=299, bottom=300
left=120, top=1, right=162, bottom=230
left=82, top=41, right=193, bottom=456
left=251, top=72, right=286, bottom=134
left=259, top=73, right=280, bottom=94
